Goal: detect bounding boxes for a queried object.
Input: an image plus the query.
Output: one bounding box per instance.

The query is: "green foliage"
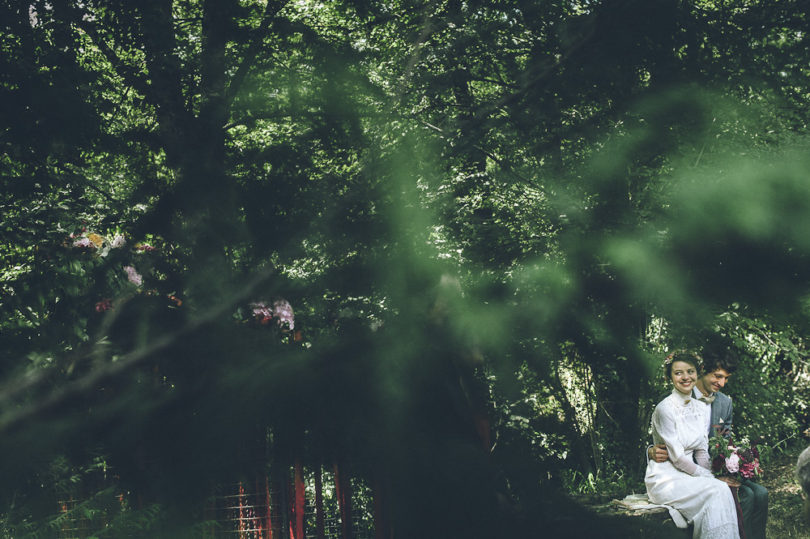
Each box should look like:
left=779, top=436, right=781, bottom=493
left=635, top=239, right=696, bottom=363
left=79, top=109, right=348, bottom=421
left=561, top=468, right=640, bottom=500
left=715, top=311, right=810, bottom=450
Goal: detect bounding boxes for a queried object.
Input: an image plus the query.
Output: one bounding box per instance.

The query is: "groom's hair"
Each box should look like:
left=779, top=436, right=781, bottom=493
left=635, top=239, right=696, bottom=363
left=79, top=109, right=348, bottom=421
left=701, top=333, right=739, bottom=374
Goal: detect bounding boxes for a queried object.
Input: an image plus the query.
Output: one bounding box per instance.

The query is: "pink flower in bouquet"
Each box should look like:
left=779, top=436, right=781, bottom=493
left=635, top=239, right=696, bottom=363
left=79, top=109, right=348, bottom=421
left=95, top=298, right=113, bottom=312
left=124, top=265, right=143, bottom=286
left=725, top=453, right=740, bottom=474
left=709, top=434, right=766, bottom=479
left=136, top=243, right=156, bottom=252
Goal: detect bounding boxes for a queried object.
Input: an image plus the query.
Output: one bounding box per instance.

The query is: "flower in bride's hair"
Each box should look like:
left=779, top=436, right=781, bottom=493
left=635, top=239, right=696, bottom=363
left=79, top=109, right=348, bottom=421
left=663, top=349, right=703, bottom=370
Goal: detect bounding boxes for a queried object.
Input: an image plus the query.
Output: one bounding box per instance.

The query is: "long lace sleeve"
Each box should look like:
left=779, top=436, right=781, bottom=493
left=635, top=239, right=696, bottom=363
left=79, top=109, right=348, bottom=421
left=694, top=448, right=711, bottom=470
left=651, top=402, right=710, bottom=477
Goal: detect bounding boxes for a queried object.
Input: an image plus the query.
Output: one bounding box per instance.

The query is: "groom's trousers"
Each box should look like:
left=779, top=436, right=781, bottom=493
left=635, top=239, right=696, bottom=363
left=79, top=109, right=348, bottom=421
left=738, top=479, right=768, bottom=539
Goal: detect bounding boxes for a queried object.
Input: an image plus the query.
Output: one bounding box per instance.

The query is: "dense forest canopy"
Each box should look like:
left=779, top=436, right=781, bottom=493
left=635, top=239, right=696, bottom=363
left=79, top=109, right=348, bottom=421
left=2, top=0, right=810, bottom=536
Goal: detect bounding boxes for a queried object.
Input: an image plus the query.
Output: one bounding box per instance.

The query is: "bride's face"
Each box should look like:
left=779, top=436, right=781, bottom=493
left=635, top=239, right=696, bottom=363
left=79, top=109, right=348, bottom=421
left=670, top=360, right=697, bottom=395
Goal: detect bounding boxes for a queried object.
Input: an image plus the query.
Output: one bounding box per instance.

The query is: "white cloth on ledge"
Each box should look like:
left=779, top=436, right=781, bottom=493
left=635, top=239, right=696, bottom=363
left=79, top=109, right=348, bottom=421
left=613, top=493, right=689, bottom=528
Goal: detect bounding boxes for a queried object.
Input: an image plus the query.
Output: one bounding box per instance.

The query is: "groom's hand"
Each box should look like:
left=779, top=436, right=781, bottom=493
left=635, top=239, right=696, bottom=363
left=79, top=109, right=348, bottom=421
left=647, top=444, right=669, bottom=463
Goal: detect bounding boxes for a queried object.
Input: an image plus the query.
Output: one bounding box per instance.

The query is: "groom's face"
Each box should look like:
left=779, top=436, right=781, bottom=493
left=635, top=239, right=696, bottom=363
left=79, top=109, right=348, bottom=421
left=700, top=368, right=732, bottom=393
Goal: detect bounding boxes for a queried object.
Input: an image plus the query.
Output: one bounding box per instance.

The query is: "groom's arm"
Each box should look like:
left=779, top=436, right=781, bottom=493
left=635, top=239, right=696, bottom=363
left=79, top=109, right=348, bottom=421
left=647, top=392, right=674, bottom=463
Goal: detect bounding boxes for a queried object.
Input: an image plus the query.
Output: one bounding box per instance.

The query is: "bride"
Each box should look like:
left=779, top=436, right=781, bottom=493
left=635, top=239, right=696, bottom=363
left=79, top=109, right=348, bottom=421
left=645, top=351, right=740, bottom=539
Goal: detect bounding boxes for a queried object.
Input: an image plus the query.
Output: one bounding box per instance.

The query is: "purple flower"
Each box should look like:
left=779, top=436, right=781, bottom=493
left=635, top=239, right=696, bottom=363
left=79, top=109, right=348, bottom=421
left=124, top=265, right=143, bottom=286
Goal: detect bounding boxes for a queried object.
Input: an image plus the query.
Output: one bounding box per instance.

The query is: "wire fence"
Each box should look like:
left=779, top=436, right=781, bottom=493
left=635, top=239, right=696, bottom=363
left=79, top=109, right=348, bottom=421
left=56, top=465, right=375, bottom=539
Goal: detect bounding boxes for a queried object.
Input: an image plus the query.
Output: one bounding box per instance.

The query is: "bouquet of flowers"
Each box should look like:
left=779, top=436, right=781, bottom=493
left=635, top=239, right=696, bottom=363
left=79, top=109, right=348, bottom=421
left=708, top=434, right=763, bottom=480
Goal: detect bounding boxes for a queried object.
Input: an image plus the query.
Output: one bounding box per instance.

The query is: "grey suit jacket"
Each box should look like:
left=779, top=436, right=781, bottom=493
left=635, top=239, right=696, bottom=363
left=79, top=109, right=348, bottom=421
left=709, top=391, right=733, bottom=438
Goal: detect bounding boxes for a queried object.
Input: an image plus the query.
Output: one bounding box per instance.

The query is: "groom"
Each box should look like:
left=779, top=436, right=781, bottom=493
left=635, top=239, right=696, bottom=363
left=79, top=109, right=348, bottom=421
left=650, top=342, right=769, bottom=539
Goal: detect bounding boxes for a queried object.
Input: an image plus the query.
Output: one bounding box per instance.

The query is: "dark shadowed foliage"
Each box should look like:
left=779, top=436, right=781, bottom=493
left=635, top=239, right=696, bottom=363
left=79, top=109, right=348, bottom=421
left=2, top=0, right=810, bottom=537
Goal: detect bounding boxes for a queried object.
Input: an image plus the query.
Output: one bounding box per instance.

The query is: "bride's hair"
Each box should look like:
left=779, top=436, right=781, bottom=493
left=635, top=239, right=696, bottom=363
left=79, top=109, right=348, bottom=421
left=663, top=350, right=702, bottom=379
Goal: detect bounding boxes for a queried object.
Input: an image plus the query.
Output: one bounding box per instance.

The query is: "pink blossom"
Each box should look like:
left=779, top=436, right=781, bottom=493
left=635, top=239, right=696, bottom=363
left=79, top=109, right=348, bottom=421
left=136, top=243, right=155, bottom=252
left=725, top=453, right=740, bottom=474
left=124, top=265, right=143, bottom=286
left=249, top=301, right=273, bottom=325
left=249, top=299, right=294, bottom=330
left=73, top=237, right=95, bottom=248
left=272, top=299, right=294, bottom=330
left=95, top=298, right=113, bottom=312
left=110, top=235, right=126, bottom=248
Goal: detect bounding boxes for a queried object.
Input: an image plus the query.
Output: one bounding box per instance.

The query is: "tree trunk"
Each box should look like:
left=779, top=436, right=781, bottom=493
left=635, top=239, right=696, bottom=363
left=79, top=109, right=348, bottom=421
left=550, top=353, right=594, bottom=475
left=334, top=463, right=353, bottom=539
left=293, top=458, right=305, bottom=539
left=315, top=465, right=325, bottom=539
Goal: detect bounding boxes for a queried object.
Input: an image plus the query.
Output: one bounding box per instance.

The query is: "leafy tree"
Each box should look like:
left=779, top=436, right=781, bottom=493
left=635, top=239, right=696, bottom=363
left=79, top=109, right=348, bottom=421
left=3, top=0, right=810, bottom=537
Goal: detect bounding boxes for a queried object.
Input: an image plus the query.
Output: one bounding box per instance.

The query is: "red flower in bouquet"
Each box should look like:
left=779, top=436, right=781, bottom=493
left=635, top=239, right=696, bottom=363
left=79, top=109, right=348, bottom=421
left=739, top=460, right=760, bottom=479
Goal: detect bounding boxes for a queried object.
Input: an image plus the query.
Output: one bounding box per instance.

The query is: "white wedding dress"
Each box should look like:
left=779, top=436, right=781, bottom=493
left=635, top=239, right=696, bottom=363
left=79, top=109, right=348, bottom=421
left=645, top=390, right=740, bottom=539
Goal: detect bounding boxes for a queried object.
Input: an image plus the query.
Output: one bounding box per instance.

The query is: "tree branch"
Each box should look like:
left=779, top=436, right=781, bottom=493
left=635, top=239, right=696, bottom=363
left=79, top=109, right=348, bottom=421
left=74, top=16, right=153, bottom=105
left=138, top=1, right=193, bottom=162
left=418, top=119, right=532, bottom=184
left=223, top=0, right=293, bottom=115
left=54, top=162, right=124, bottom=208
